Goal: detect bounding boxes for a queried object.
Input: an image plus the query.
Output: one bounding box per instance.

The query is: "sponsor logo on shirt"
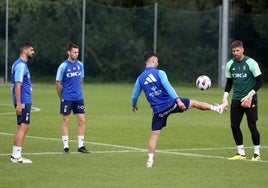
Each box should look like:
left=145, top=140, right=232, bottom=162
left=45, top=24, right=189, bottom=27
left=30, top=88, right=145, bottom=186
left=149, top=86, right=162, bottom=97
left=232, top=73, right=247, bottom=78
left=66, top=71, right=81, bottom=77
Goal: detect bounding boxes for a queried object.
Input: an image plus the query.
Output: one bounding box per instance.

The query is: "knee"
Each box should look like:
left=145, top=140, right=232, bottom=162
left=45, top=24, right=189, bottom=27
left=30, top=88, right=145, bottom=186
left=248, top=121, right=257, bottom=131
left=230, top=123, right=240, bottom=131
left=62, top=116, right=70, bottom=126
left=78, top=117, right=85, bottom=126
left=19, top=123, right=29, bottom=132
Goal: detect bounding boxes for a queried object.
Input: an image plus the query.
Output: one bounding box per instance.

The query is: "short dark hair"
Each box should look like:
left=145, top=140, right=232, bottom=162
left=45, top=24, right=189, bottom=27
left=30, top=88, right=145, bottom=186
left=231, top=40, right=243, bottom=49
left=67, top=43, right=79, bottom=51
left=144, top=51, right=158, bottom=62
left=19, top=41, right=34, bottom=54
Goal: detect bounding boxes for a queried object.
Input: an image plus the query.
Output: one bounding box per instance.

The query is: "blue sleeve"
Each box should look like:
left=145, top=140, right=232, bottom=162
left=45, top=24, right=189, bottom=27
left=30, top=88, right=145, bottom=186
left=78, top=61, right=84, bottom=78
left=14, top=63, right=26, bottom=82
left=56, top=63, right=66, bottom=81
left=159, top=70, right=179, bottom=99
left=131, top=77, right=142, bottom=107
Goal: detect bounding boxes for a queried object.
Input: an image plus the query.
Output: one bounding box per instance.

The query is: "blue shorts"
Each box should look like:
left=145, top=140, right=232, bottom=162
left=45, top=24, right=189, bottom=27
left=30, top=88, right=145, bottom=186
left=15, top=103, right=31, bottom=125
left=60, top=99, right=85, bottom=115
left=151, top=97, right=190, bottom=131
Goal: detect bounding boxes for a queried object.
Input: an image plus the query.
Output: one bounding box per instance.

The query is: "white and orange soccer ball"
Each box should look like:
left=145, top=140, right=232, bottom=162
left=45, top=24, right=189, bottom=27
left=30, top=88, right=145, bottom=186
left=196, top=75, right=211, bottom=90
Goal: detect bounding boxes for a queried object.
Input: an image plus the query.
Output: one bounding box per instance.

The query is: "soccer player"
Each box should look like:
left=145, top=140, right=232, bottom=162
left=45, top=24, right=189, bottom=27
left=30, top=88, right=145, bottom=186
left=10, top=42, right=35, bottom=163
left=131, top=51, right=225, bottom=168
left=221, top=40, right=262, bottom=161
left=55, top=43, right=90, bottom=154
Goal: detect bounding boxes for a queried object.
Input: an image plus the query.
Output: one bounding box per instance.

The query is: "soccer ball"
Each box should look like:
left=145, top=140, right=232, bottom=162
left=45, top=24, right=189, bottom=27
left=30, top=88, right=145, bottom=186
left=196, top=75, right=211, bottom=90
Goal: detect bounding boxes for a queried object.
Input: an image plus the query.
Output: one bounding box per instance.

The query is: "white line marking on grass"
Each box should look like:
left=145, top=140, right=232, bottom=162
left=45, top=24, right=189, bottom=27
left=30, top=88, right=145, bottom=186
left=0, top=104, right=41, bottom=115
left=158, top=150, right=226, bottom=159
left=0, top=150, right=142, bottom=157
left=0, top=132, right=146, bottom=152
left=155, top=150, right=268, bottom=163
left=1, top=132, right=268, bottom=163
left=161, top=146, right=268, bottom=151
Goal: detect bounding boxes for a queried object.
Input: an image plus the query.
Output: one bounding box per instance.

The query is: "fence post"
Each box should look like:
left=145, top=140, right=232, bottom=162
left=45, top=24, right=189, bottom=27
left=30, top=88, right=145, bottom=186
left=219, top=0, right=229, bottom=87
left=81, top=0, right=86, bottom=64
left=153, top=2, right=158, bottom=53
left=5, top=0, right=9, bottom=83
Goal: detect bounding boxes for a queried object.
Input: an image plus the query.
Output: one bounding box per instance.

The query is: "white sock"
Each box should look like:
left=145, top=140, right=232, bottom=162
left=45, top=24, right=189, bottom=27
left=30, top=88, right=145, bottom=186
left=12, top=146, right=22, bottom=158
left=253, top=145, right=260, bottom=156
left=210, top=105, right=218, bottom=112
left=78, top=135, right=84, bottom=148
left=148, top=153, right=154, bottom=162
left=237, top=145, right=245, bottom=156
left=62, top=135, right=69, bottom=149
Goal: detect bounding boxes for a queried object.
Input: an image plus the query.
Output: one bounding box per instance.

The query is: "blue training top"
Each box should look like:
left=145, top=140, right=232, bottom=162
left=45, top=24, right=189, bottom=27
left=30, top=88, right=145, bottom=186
left=131, top=67, right=179, bottom=114
left=11, top=58, right=32, bottom=104
left=56, top=60, right=84, bottom=101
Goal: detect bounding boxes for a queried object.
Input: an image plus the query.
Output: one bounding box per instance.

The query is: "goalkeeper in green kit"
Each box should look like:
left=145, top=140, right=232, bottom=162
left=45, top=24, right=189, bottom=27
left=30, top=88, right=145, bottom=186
left=221, top=40, right=262, bottom=161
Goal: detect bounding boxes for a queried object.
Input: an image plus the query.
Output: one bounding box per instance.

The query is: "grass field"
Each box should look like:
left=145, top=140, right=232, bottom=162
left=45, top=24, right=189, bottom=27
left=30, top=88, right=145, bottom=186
left=0, top=83, right=268, bottom=188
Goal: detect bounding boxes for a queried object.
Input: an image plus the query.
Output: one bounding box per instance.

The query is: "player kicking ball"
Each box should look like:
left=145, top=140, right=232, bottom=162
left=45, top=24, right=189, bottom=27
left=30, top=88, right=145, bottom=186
left=131, top=51, right=226, bottom=168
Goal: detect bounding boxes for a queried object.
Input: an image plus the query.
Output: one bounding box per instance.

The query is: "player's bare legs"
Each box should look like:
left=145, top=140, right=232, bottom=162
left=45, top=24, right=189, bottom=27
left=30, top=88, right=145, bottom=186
left=76, top=113, right=89, bottom=153
left=11, top=123, right=32, bottom=163
left=189, top=99, right=226, bottom=114
left=76, top=113, right=85, bottom=135
left=62, top=115, right=70, bottom=152
left=147, top=130, right=161, bottom=167
left=13, top=123, right=29, bottom=147
left=189, top=99, right=211, bottom=110
left=148, top=130, right=161, bottom=153
left=62, top=115, right=70, bottom=136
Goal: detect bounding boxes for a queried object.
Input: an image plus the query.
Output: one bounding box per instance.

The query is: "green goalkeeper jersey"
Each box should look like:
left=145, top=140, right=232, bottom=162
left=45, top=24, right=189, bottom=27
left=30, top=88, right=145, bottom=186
left=225, top=55, right=262, bottom=100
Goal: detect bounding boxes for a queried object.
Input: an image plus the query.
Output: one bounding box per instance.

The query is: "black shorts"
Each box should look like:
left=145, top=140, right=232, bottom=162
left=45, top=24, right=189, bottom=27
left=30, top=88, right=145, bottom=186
left=231, top=95, right=258, bottom=125
left=151, top=98, right=190, bottom=131
left=60, top=99, right=85, bottom=115
left=15, top=103, right=31, bottom=125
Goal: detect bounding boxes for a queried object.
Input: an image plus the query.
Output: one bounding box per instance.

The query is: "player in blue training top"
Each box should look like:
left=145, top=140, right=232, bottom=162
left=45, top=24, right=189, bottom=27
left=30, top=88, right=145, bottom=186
left=55, top=43, right=90, bottom=154
left=10, top=42, right=35, bottom=163
left=131, top=51, right=225, bottom=168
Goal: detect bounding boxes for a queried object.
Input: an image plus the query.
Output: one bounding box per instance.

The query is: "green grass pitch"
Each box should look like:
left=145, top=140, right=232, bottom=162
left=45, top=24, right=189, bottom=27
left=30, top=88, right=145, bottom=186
left=0, top=83, right=268, bottom=188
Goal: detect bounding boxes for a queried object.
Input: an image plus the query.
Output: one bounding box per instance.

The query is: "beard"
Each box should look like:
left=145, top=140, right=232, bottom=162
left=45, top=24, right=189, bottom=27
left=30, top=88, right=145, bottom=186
left=27, top=54, right=33, bottom=59
left=234, top=55, right=242, bottom=61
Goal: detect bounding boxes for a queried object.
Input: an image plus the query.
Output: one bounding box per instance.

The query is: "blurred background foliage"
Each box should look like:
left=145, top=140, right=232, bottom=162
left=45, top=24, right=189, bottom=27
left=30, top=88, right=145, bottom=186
left=0, top=0, right=267, bottom=84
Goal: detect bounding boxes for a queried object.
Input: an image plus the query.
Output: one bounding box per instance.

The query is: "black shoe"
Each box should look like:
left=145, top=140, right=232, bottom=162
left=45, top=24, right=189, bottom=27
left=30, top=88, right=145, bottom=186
left=78, top=146, right=90, bottom=154
left=63, top=147, right=70, bottom=154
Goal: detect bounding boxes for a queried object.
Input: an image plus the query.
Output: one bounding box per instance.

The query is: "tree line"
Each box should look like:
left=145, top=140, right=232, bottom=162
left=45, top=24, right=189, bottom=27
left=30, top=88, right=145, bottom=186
left=0, top=0, right=267, bottom=83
